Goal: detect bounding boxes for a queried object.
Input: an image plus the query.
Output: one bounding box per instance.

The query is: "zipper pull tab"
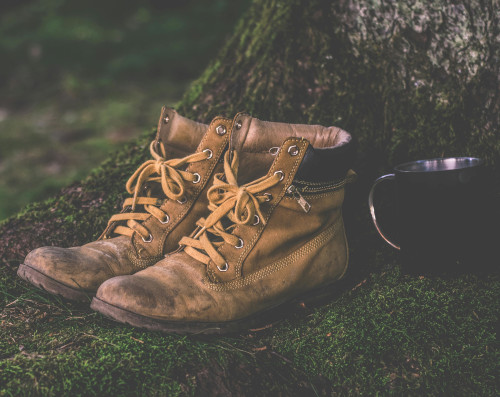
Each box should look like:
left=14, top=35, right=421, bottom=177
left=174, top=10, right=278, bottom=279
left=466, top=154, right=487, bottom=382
left=287, top=185, right=311, bottom=213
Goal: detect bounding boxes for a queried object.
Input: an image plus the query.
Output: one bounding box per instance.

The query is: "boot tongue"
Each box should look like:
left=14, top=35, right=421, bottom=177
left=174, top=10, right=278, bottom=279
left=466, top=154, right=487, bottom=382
left=229, top=114, right=346, bottom=184
left=155, top=106, right=208, bottom=159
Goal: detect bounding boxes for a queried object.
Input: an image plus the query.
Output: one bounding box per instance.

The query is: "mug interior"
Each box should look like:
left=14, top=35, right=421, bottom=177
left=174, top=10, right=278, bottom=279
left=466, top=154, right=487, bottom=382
left=395, top=157, right=483, bottom=173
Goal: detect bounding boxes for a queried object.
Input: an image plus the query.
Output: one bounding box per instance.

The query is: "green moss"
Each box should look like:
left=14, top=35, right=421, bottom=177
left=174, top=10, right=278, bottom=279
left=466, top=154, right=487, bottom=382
left=2, top=258, right=498, bottom=395
left=272, top=266, right=499, bottom=394
left=182, top=59, right=222, bottom=106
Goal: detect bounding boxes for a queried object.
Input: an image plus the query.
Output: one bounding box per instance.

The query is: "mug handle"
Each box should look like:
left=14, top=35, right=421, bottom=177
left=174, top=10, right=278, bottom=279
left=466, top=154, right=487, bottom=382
left=368, top=174, right=401, bottom=250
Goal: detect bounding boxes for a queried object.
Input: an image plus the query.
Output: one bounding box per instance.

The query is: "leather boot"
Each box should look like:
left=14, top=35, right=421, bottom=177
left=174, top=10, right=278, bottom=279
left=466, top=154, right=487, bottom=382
left=91, top=114, right=355, bottom=332
left=18, top=107, right=237, bottom=301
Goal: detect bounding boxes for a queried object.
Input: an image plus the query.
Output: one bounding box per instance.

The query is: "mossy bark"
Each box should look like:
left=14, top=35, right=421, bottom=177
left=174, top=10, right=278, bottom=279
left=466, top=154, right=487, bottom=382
left=181, top=0, right=499, bottom=172
left=1, top=1, right=499, bottom=395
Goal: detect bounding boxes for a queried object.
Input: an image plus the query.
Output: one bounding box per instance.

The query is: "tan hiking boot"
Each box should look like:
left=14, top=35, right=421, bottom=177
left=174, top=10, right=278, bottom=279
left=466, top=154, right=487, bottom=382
left=91, top=114, right=355, bottom=333
left=18, top=107, right=237, bottom=301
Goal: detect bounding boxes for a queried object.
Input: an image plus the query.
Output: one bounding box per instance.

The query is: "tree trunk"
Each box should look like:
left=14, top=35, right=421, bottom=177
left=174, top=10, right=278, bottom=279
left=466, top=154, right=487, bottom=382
left=1, top=1, right=498, bottom=395
left=181, top=0, right=499, bottom=172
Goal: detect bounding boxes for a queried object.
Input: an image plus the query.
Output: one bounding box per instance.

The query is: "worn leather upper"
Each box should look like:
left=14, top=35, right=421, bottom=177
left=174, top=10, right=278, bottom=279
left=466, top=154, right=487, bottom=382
left=24, top=108, right=236, bottom=292
left=95, top=115, right=355, bottom=323
left=228, top=114, right=352, bottom=184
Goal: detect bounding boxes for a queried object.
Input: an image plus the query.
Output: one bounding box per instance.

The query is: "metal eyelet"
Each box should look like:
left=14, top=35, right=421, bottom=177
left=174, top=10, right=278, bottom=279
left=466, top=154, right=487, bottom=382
left=274, top=170, right=284, bottom=181
left=234, top=238, right=244, bottom=249
left=253, top=215, right=260, bottom=225
left=263, top=193, right=273, bottom=201
left=203, top=148, right=213, bottom=159
left=159, top=214, right=170, bottom=224
left=216, top=125, right=227, bottom=135
left=288, top=145, right=299, bottom=156
left=269, top=147, right=279, bottom=155
left=192, top=173, right=201, bottom=184
left=235, top=120, right=242, bottom=129
left=142, top=234, right=153, bottom=243
left=177, top=197, right=187, bottom=204
left=163, top=116, right=170, bottom=124
left=217, top=263, right=229, bottom=272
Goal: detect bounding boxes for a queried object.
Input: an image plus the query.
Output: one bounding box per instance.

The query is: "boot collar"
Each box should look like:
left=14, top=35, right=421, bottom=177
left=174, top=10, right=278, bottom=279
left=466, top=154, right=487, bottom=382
left=228, top=113, right=354, bottom=184
left=155, top=106, right=208, bottom=156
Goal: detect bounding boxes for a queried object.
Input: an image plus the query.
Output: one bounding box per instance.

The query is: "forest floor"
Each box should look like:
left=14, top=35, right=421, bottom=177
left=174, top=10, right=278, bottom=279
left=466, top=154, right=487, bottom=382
left=0, top=126, right=498, bottom=395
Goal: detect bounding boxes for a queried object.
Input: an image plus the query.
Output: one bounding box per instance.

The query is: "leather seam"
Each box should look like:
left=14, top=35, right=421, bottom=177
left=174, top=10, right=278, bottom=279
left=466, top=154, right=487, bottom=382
left=204, top=220, right=340, bottom=291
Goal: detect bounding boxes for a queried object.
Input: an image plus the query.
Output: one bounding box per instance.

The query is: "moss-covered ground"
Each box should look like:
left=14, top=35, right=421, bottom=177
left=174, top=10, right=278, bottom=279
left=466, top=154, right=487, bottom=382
left=1, top=129, right=498, bottom=395
left=2, top=262, right=498, bottom=395
left=1, top=0, right=499, bottom=395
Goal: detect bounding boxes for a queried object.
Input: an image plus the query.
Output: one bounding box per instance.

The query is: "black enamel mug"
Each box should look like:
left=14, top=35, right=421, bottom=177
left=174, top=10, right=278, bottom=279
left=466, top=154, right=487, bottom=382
left=369, top=157, right=495, bottom=273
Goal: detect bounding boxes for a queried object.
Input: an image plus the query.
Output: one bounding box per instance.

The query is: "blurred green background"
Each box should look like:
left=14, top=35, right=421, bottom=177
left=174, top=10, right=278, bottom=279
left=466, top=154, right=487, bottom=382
left=0, top=0, right=250, bottom=220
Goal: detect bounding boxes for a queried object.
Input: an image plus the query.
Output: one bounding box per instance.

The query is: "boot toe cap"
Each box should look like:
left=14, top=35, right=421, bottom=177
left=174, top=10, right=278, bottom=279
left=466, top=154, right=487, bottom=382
left=94, top=263, right=216, bottom=322
left=23, top=246, right=113, bottom=291
left=94, top=273, right=170, bottom=317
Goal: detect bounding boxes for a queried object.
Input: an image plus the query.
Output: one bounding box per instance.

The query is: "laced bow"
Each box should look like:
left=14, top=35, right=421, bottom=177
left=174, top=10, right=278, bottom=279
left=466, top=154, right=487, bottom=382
left=180, top=151, right=282, bottom=270
left=105, top=140, right=209, bottom=240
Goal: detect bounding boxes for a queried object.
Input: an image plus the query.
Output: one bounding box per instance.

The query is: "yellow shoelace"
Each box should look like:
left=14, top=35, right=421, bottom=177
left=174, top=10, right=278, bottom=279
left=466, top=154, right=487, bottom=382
left=106, top=140, right=210, bottom=241
left=180, top=151, right=282, bottom=271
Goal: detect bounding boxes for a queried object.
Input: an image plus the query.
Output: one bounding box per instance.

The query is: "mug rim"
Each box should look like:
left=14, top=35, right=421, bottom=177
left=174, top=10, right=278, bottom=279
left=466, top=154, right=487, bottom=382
left=394, top=157, right=484, bottom=173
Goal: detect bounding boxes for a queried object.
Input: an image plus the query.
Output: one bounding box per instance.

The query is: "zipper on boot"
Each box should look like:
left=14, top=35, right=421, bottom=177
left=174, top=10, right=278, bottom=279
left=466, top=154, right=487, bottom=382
left=286, top=185, right=312, bottom=213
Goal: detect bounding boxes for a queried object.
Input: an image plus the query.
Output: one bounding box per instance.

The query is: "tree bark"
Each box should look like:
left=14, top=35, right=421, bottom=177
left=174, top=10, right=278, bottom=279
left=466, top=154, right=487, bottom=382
left=180, top=0, right=499, bottom=172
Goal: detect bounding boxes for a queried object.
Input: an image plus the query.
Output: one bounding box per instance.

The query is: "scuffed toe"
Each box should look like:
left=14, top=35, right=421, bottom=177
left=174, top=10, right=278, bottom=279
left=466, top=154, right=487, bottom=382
left=92, top=259, right=220, bottom=326
left=94, top=273, right=174, bottom=318
left=22, top=245, right=114, bottom=291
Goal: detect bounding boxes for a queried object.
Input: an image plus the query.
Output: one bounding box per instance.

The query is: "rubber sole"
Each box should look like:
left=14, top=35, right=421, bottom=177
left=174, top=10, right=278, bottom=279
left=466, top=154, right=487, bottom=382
left=90, top=278, right=345, bottom=335
left=17, top=263, right=95, bottom=303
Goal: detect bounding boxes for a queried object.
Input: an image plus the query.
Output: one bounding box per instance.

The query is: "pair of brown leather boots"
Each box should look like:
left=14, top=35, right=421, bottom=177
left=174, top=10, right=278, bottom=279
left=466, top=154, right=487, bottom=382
left=18, top=107, right=355, bottom=334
